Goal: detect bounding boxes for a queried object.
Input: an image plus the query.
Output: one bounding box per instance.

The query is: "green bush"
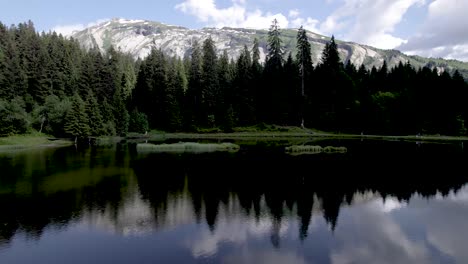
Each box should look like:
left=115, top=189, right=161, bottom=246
left=129, top=110, right=149, bottom=133
left=0, top=98, right=30, bottom=136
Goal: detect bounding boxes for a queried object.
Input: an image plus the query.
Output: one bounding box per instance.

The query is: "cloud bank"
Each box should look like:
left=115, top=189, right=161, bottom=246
left=52, top=19, right=109, bottom=36
left=320, top=0, right=426, bottom=49
left=398, top=0, right=468, bottom=61
left=175, top=0, right=321, bottom=32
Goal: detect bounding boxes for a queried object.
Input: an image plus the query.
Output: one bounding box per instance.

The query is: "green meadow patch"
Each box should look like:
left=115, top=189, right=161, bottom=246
left=0, top=133, right=73, bottom=152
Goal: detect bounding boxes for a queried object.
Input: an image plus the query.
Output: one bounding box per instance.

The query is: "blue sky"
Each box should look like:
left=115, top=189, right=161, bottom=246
left=1, top=0, right=467, bottom=61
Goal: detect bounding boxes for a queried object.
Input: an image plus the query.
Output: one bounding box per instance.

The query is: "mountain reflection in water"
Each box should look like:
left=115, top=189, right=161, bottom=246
left=0, top=140, right=467, bottom=264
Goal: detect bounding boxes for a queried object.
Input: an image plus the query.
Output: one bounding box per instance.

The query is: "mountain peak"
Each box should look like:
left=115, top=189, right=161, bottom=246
left=71, top=18, right=468, bottom=78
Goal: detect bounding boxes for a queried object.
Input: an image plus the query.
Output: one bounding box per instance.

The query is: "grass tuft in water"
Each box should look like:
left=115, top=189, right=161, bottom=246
left=285, top=145, right=347, bottom=155
left=137, top=142, right=240, bottom=153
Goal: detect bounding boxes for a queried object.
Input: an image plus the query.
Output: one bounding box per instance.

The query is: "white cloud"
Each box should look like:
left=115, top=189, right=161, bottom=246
left=52, top=24, right=86, bottom=36
left=288, top=9, right=300, bottom=18
left=175, top=0, right=318, bottom=31
left=399, top=0, right=468, bottom=61
left=331, top=197, right=432, bottom=264
left=319, top=0, right=425, bottom=49
left=291, top=17, right=321, bottom=33
left=52, top=19, right=109, bottom=36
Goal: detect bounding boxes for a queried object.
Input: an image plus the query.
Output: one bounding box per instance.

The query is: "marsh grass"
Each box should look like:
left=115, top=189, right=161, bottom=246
left=137, top=142, right=240, bottom=153
left=285, top=145, right=347, bottom=155
left=0, top=133, right=72, bottom=152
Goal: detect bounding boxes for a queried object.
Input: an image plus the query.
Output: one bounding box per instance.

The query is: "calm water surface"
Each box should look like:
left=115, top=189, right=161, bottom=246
left=0, top=139, right=467, bottom=264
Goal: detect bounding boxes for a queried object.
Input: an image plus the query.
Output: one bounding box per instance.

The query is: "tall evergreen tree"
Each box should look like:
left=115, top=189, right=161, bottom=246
left=284, top=52, right=300, bottom=124
left=64, top=93, right=90, bottom=141
left=165, top=57, right=184, bottom=131
left=201, top=37, right=219, bottom=127
left=266, top=19, right=283, bottom=67
left=251, top=38, right=263, bottom=123
left=321, top=35, right=341, bottom=71
left=84, top=91, right=104, bottom=136
left=316, top=35, right=355, bottom=131
left=0, top=23, right=13, bottom=99
left=234, top=45, right=255, bottom=125
left=185, top=40, right=203, bottom=129
left=262, top=19, right=285, bottom=124
left=218, top=50, right=234, bottom=130
left=113, top=80, right=129, bottom=136
left=132, top=48, right=167, bottom=128
left=296, top=26, right=313, bottom=127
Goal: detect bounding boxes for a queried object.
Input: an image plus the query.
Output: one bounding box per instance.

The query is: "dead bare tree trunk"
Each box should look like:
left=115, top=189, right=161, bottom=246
left=300, top=61, right=305, bottom=129
left=39, top=117, right=45, bottom=133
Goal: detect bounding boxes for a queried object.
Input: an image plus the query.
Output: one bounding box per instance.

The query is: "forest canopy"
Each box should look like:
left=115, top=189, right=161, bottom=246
left=0, top=20, right=467, bottom=138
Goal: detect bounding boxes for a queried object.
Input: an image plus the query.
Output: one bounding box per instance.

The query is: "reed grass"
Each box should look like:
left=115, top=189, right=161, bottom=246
left=137, top=142, right=240, bottom=153
left=285, top=145, right=347, bottom=155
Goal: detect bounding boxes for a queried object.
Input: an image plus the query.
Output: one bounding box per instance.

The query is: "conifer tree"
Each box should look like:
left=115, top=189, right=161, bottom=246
left=101, top=98, right=116, bottom=136
left=235, top=45, right=256, bottom=125
left=296, top=26, right=313, bottom=127
left=165, top=57, right=184, bottom=131
left=129, top=109, right=149, bottom=133
left=64, top=93, right=90, bottom=141
left=251, top=38, right=263, bottom=123
left=185, top=40, right=203, bottom=129
left=84, top=91, right=104, bottom=136
left=201, top=37, right=219, bottom=127
left=266, top=19, right=283, bottom=67
left=321, top=35, right=341, bottom=71
left=284, top=52, right=300, bottom=124
left=113, top=82, right=129, bottom=136
left=262, top=19, right=285, bottom=124
left=218, top=50, right=235, bottom=129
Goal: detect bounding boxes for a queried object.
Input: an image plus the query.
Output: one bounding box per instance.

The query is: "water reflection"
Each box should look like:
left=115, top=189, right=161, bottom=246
left=0, top=141, right=467, bottom=264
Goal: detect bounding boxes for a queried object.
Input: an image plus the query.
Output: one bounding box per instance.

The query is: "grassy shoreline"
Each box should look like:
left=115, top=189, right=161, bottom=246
left=2, top=126, right=468, bottom=151
left=147, top=127, right=468, bottom=143
left=0, top=133, right=74, bottom=152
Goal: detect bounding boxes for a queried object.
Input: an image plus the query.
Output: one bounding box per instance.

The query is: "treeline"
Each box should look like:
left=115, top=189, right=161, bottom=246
left=1, top=20, right=467, bottom=138
left=0, top=21, right=137, bottom=138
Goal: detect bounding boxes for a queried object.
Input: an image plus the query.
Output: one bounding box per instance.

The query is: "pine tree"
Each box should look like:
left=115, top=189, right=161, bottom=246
left=64, top=93, right=90, bottom=141
left=201, top=37, right=219, bottom=127
left=251, top=38, right=263, bottom=123
left=132, top=48, right=167, bottom=128
left=129, top=109, right=149, bottom=133
left=165, top=57, right=184, bottom=131
left=321, top=35, right=341, bottom=71
left=266, top=19, right=283, bottom=67
left=218, top=50, right=235, bottom=129
left=296, top=26, right=313, bottom=128
left=186, top=40, right=203, bottom=128
left=262, top=19, right=285, bottom=124
left=0, top=23, right=14, bottom=100
left=84, top=91, right=104, bottom=136
left=284, top=52, right=300, bottom=124
left=113, top=81, right=129, bottom=136
left=43, top=94, right=72, bottom=136
left=101, top=98, right=116, bottom=135
left=252, top=38, right=261, bottom=67
left=235, top=45, right=255, bottom=125
left=316, top=35, right=355, bottom=131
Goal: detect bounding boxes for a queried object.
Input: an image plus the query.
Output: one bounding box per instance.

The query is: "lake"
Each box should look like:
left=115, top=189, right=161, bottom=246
left=0, top=139, right=467, bottom=264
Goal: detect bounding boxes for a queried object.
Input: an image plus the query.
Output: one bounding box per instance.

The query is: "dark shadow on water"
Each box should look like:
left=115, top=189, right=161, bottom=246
left=0, top=139, right=467, bottom=250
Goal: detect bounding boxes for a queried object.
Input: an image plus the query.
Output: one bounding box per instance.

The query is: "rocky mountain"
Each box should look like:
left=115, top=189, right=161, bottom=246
left=72, top=18, right=468, bottom=78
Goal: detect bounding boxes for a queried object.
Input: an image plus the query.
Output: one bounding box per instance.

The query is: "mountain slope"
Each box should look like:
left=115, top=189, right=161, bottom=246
left=72, top=18, right=468, bottom=78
